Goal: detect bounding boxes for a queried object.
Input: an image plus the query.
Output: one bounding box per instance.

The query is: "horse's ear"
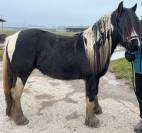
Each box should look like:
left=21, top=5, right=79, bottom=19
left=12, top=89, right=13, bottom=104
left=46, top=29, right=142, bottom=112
left=131, top=3, right=137, bottom=12
left=117, top=1, right=123, bottom=16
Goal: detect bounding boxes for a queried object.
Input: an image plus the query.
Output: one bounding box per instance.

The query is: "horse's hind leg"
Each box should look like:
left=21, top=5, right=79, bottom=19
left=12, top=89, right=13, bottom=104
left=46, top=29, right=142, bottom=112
left=10, top=77, right=29, bottom=125
left=94, top=96, right=102, bottom=114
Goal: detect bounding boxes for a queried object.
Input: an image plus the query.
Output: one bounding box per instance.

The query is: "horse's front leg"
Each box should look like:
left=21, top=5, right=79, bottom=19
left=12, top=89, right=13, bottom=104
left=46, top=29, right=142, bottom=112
left=85, top=76, right=101, bottom=128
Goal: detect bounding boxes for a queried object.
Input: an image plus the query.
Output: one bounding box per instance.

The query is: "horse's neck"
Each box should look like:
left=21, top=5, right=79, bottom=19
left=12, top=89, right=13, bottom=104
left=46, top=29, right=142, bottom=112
left=110, top=34, right=121, bottom=55
left=111, top=43, right=118, bottom=55
left=99, top=38, right=120, bottom=75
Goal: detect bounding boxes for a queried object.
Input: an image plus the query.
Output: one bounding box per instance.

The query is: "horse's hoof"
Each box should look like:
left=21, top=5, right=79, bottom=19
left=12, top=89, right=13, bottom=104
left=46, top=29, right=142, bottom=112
left=15, top=116, right=29, bottom=125
left=134, top=120, right=142, bottom=133
left=94, top=105, right=102, bottom=115
left=85, top=116, right=100, bottom=128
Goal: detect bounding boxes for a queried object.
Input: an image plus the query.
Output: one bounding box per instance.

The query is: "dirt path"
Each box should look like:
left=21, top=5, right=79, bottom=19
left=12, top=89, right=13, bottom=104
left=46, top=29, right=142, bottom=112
left=0, top=62, right=139, bottom=133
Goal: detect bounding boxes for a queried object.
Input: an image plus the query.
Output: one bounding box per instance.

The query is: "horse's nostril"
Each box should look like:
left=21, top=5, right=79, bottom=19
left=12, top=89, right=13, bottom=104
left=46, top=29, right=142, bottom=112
left=129, top=45, right=138, bottom=52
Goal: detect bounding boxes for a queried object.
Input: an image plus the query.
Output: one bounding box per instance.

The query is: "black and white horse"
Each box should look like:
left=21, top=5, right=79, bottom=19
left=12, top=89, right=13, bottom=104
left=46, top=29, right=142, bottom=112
left=1, top=2, right=141, bottom=127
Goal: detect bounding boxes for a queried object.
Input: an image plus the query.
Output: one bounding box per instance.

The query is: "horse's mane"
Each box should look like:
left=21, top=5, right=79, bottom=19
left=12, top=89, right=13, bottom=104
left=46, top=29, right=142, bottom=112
left=83, top=14, right=113, bottom=73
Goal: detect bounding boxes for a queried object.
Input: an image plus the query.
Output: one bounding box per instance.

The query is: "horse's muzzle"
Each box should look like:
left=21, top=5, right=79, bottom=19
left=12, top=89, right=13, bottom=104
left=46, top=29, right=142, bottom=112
left=130, top=39, right=139, bottom=52
left=125, top=50, right=135, bottom=62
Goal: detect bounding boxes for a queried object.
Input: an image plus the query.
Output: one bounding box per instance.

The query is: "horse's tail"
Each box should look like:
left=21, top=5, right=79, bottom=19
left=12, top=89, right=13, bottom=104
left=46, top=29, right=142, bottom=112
left=3, top=39, right=13, bottom=116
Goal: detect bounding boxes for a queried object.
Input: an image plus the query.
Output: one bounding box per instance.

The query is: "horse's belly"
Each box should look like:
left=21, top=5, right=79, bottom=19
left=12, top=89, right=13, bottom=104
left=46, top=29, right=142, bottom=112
left=37, top=61, right=81, bottom=80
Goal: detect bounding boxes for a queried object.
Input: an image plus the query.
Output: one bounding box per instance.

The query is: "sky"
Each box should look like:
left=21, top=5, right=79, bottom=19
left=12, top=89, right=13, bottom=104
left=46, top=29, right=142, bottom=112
left=0, top=0, right=142, bottom=27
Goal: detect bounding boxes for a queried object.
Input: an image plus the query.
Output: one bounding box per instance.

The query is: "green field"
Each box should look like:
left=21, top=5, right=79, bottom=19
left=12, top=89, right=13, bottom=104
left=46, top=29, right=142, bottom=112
left=0, top=49, right=3, bottom=60
left=0, top=30, right=17, bottom=60
left=109, top=58, right=132, bottom=85
left=0, top=30, right=76, bottom=36
left=0, top=30, right=17, bottom=36
left=54, top=32, right=76, bottom=36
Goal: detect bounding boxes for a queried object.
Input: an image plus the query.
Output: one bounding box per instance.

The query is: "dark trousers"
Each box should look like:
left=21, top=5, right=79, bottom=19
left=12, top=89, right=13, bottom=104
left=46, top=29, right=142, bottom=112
left=135, top=73, right=142, bottom=118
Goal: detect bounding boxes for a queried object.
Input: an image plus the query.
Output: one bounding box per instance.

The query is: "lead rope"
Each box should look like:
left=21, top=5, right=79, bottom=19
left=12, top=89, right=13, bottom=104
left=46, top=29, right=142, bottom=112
left=131, top=62, right=142, bottom=103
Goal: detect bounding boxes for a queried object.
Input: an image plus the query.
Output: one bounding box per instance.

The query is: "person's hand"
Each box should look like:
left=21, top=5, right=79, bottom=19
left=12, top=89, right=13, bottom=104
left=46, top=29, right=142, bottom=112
left=125, top=50, right=135, bottom=62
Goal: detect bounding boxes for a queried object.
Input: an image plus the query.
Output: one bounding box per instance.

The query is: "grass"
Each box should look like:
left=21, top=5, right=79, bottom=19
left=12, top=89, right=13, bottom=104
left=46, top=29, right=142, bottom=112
left=0, top=49, right=3, bottom=60
left=0, top=30, right=76, bottom=37
left=54, top=32, right=76, bottom=36
left=109, top=58, right=132, bottom=85
left=0, top=30, right=15, bottom=60
left=0, top=30, right=76, bottom=36
left=0, top=30, right=17, bottom=36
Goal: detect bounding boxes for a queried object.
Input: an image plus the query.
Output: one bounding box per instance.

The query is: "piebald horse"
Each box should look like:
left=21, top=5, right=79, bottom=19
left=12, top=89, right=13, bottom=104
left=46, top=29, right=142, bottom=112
left=1, top=2, right=141, bottom=127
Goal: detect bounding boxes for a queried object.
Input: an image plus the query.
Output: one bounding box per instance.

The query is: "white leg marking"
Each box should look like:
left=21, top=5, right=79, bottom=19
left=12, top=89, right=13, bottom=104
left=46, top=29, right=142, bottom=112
left=11, top=77, right=23, bottom=100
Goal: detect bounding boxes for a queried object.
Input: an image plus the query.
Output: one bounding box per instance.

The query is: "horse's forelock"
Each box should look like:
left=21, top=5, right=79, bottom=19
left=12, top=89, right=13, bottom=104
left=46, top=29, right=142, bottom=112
left=119, top=8, right=140, bottom=39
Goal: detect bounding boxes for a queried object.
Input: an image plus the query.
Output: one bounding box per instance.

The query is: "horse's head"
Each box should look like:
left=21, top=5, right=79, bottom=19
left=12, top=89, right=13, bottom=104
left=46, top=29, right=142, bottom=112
left=111, top=1, right=140, bottom=52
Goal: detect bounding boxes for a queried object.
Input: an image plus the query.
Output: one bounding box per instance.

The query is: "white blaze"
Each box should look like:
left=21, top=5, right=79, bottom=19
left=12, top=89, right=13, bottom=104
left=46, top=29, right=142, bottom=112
left=131, top=29, right=140, bottom=47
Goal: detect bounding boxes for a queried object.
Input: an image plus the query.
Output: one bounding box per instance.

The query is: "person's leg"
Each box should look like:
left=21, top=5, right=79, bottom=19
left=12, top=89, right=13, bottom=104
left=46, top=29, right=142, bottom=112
left=134, top=73, right=142, bottom=133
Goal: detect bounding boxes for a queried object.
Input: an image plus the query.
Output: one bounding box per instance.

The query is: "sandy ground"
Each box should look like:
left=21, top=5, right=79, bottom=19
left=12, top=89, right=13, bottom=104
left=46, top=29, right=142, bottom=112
left=0, top=62, right=140, bottom=133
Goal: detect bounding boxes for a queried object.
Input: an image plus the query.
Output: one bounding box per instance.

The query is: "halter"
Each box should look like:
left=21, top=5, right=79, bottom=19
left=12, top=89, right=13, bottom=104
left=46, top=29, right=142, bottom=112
left=120, top=34, right=141, bottom=51
left=126, top=29, right=141, bottom=47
